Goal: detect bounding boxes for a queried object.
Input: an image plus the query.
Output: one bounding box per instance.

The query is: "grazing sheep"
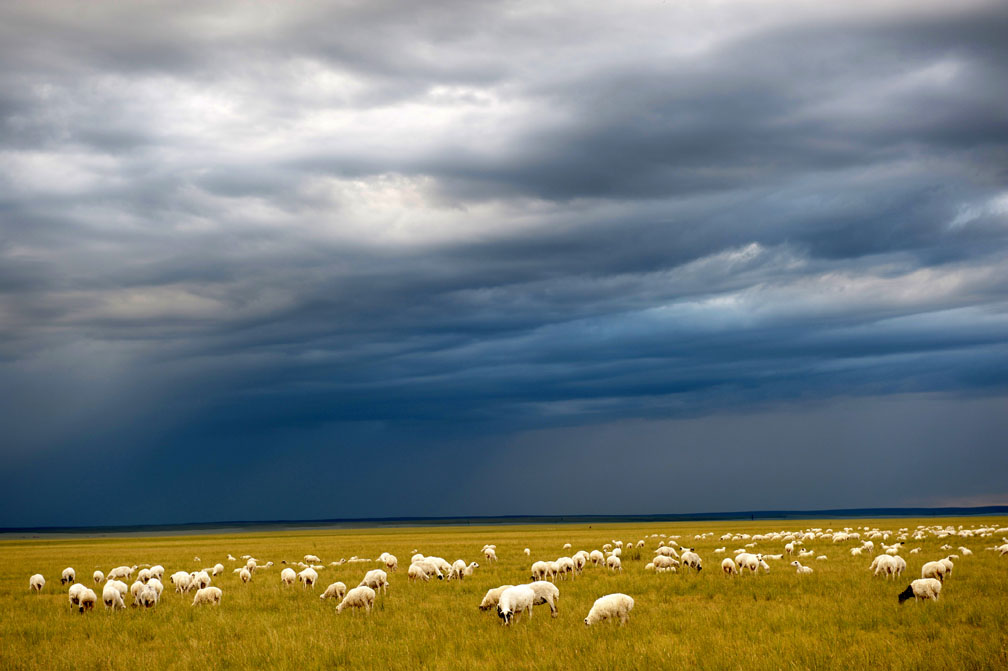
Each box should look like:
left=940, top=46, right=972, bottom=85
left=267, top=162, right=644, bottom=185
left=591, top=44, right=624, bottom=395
left=555, top=556, right=575, bottom=580
left=93, top=570, right=105, bottom=585
left=360, top=569, right=389, bottom=595
left=77, top=588, right=97, bottom=613
left=108, top=566, right=136, bottom=581
left=304, top=554, right=321, bottom=563
left=921, top=561, right=948, bottom=582
left=681, top=550, right=703, bottom=572
left=321, top=582, right=347, bottom=600
left=212, top=563, right=224, bottom=577
left=652, top=555, right=678, bottom=573
left=61, top=567, right=76, bottom=585
left=721, top=558, right=738, bottom=576
left=29, top=574, right=45, bottom=592
left=484, top=547, right=498, bottom=563
left=870, top=555, right=898, bottom=579
left=524, top=548, right=531, bottom=557
left=572, top=551, right=589, bottom=575
left=68, top=583, right=87, bottom=607
left=898, top=578, right=942, bottom=604
left=281, top=568, right=297, bottom=585
left=407, top=564, right=431, bottom=582
left=791, top=561, right=813, bottom=575
left=411, top=559, right=445, bottom=581
left=939, top=557, right=954, bottom=576
left=137, top=568, right=151, bottom=584
left=735, top=553, right=760, bottom=573
left=336, top=585, right=376, bottom=614
left=606, top=555, right=622, bottom=572
left=191, top=586, right=222, bottom=606
left=239, top=568, right=252, bottom=583
left=170, top=571, right=192, bottom=593
left=530, top=561, right=550, bottom=582
left=584, top=593, right=634, bottom=626
left=298, top=567, right=318, bottom=588
left=589, top=550, right=605, bottom=566
left=527, top=581, right=560, bottom=617
left=138, top=584, right=159, bottom=608
left=479, top=585, right=515, bottom=611
left=102, top=581, right=126, bottom=610
left=497, top=585, right=536, bottom=625
left=147, top=578, right=163, bottom=599
left=383, top=554, right=398, bottom=573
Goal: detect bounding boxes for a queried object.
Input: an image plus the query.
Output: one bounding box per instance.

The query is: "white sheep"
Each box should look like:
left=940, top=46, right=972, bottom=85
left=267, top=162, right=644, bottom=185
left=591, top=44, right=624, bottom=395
left=921, top=560, right=948, bottom=582
left=527, top=580, right=560, bottom=617
left=359, top=569, right=388, bottom=595
left=497, top=585, right=536, bottom=625
left=61, top=567, right=76, bottom=585
left=191, top=586, right=222, bottom=606
left=411, top=558, right=445, bottom=581
left=735, top=553, right=760, bottom=573
left=721, top=558, right=738, bottom=576
left=239, top=568, right=252, bottom=583
left=102, top=581, right=126, bottom=610
left=147, top=578, right=163, bottom=599
left=530, top=561, right=550, bottom=581
left=589, top=550, right=604, bottom=566
left=170, top=571, right=192, bottom=593
left=336, top=585, right=376, bottom=614
left=138, top=584, right=159, bottom=608
left=681, top=550, right=702, bottom=572
left=898, top=578, right=941, bottom=604
left=555, top=556, right=575, bottom=579
left=791, top=561, right=813, bottom=575
left=479, top=584, right=515, bottom=611
left=584, top=593, right=634, bottom=626
left=137, top=568, right=151, bottom=583
left=321, top=581, right=348, bottom=600
left=107, top=565, right=136, bottom=581
left=92, top=570, right=105, bottom=585
left=606, top=555, right=622, bottom=572
left=304, top=554, right=321, bottom=563
left=280, top=568, right=297, bottom=585
left=383, top=554, right=398, bottom=572
left=653, top=555, right=678, bottom=573
left=870, top=554, right=898, bottom=579
left=298, top=567, right=318, bottom=588
left=68, top=583, right=87, bottom=607
left=407, top=564, right=431, bottom=582
left=29, top=574, right=45, bottom=592
left=212, top=563, right=225, bottom=577
left=148, top=565, right=164, bottom=581
left=524, top=548, right=531, bottom=557
left=484, top=547, right=498, bottom=563
left=77, top=587, right=97, bottom=613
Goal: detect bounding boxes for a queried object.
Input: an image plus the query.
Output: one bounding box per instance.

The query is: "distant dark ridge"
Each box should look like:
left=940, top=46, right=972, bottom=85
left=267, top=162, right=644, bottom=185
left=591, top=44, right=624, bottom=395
left=2, top=506, right=1007, bottom=536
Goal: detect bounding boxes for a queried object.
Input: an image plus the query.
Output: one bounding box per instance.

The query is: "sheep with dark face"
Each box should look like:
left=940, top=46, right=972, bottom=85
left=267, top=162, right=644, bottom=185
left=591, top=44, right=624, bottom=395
left=497, top=585, right=535, bottom=625
left=102, top=581, right=126, bottom=610
left=681, top=550, right=703, bottom=572
left=61, top=567, right=76, bottom=585
left=77, top=588, right=97, bottom=613
left=898, top=578, right=941, bottom=604
left=29, top=574, right=45, bottom=592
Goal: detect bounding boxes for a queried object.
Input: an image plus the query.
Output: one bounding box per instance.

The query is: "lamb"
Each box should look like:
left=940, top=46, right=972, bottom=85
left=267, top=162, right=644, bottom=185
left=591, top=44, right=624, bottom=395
left=239, top=568, right=252, bottom=583
left=408, top=564, right=431, bottom=582
left=791, top=561, right=813, bottom=575
left=320, top=582, right=347, bottom=601
left=281, top=568, right=297, bottom=585
left=359, top=569, right=388, bottom=595
left=898, top=578, right=942, bottom=604
left=497, top=585, right=536, bottom=625
left=93, top=570, right=105, bottom=585
left=61, top=567, right=76, bottom=585
left=77, top=588, right=97, bottom=613
left=721, top=558, right=738, bottom=576
left=336, top=585, right=376, bottom=614
left=191, top=586, right=222, bottom=606
left=298, top=567, right=318, bottom=588
left=584, top=593, right=634, bottom=626
left=479, top=585, right=515, bottom=611
left=102, top=581, right=126, bottom=610
left=29, top=574, right=45, bottom=592
left=527, top=580, right=560, bottom=617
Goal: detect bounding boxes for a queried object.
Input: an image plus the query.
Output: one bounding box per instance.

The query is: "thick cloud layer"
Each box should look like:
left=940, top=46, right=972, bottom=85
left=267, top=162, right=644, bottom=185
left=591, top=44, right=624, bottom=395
left=1, top=1, right=1006, bottom=525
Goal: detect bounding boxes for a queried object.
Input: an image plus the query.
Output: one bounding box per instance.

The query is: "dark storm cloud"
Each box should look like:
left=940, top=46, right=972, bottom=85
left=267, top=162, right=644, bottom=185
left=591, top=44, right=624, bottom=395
left=1, top=1, right=1007, bottom=525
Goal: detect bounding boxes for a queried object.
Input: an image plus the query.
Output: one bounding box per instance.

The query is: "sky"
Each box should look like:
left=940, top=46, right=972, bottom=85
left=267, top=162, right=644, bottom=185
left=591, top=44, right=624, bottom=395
left=1, top=0, right=1007, bottom=527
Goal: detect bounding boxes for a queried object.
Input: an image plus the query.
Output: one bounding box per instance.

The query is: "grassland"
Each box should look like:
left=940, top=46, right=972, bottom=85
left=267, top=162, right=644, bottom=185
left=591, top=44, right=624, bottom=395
left=2, top=517, right=1007, bottom=670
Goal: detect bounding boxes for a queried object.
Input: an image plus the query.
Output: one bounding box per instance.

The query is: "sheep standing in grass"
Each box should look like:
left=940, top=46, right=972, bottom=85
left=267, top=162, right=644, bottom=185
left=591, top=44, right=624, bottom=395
left=170, top=571, right=191, bottom=593
left=298, top=567, right=318, bottom=589
left=479, top=585, right=515, bottom=611
left=921, top=561, right=949, bottom=582
left=898, top=578, right=941, bottom=604
left=383, top=554, right=398, bottom=573
left=336, top=585, right=376, bottom=614
left=497, top=585, right=536, bottom=625
left=524, top=548, right=531, bottom=557
left=93, top=570, right=105, bottom=585
left=239, top=568, right=252, bottom=583
left=61, top=567, right=76, bottom=585
left=681, top=550, right=702, bottom=572
left=138, top=584, right=159, bottom=608
left=321, top=582, right=347, bottom=601
left=484, top=547, right=498, bottom=563
left=589, top=550, right=604, bottom=566
left=527, top=581, right=560, bottom=617
left=212, top=563, right=225, bottom=577
left=77, top=588, right=97, bottom=613
left=280, top=568, right=297, bottom=586
left=149, top=565, right=165, bottom=581
left=192, top=586, right=222, bottom=606
left=102, top=581, right=126, bottom=610
left=408, top=564, right=431, bottom=582
left=68, top=583, right=87, bottom=607
left=721, top=558, right=738, bottom=576
left=606, top=555, right=622, bottom=572
left=360, top=569, right=388, bottom=595
left=584, top=593, right=634, bottom=626
left=29, top=574, right=45, bottom=592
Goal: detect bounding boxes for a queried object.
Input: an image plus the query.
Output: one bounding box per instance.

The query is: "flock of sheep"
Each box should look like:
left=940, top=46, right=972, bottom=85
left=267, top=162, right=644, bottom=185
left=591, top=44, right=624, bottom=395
left=27, top=522, right=1008, bottom=626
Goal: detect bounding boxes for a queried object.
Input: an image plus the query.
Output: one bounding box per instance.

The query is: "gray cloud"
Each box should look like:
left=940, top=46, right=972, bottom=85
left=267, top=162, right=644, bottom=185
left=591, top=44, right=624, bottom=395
left=1, top=1, right=1006, bottom=525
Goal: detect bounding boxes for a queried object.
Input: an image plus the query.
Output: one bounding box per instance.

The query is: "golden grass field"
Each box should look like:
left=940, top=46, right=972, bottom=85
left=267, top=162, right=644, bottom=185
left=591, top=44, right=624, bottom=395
left=2, top=517, right=1007, bottom=670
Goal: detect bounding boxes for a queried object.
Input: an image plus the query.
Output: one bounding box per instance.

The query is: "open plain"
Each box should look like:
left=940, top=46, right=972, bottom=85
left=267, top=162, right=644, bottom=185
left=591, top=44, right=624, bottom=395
left=3, top=517, right=1007, bottom=671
